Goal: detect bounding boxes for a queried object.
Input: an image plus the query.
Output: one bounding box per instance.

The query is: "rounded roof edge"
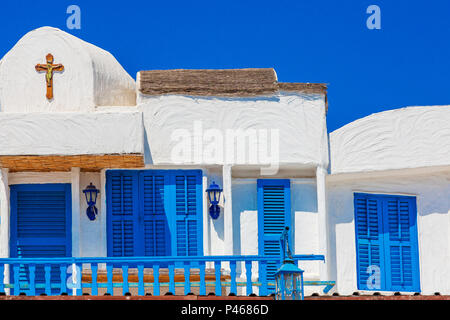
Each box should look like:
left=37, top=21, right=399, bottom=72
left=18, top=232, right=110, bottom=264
left=0, top=26, right=136, bottom=112
left=330, top=105, right=450, bottom=174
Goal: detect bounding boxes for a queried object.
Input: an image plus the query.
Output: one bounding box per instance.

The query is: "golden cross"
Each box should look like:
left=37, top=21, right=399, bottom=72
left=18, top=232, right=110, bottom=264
left=35, top=53, right=64, bottom=100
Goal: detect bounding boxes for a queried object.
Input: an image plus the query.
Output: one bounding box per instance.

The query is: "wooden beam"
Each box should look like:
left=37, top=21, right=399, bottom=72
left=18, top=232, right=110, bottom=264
left=0, top=154, right=145, bottom=172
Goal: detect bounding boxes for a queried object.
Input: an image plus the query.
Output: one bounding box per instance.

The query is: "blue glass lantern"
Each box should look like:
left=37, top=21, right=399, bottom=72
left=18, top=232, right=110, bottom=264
left=206, top=181, right=223, bottom=219
left=83, top=183, right=100, bottom=221
left=275, top=227, right=304, bottom=300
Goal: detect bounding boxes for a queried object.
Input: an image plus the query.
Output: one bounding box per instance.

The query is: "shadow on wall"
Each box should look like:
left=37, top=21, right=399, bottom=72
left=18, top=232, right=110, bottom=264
left=143, top=128, right=153, bottom=165
left=232, top=183, right=257, bottom=256
left=212, top=212, right=224, bottom=242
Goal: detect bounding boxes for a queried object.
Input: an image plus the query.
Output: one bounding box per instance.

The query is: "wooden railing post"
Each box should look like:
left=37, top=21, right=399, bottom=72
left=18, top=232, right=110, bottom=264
left=259, top=260, right=268, bottom=296
left=245, top=260, right=253, bottom=296
left=0, top=264, right=4, bottom=294
left=13, top=264, right=20, bottom=296
left=183, top=263, right=190, bottom=295
left=44, top=264, right=51, bottom=296
left=168, top=264, right=175, bottom=294
left=199, top=261, right=206, bottom=296
left=137, top=264, right=144, bottom=296
left=75, top=263, right=82, bottom=296
left=122, top=264, right=129, bottom=295
left=214, top=261, right=221, bottom=296
left=91, top=263, right=98, bottom=296
left=154, top=264, right=160, bottom=296
left=230, top=260, right=237, bottom=295
left=29, top=264, right=36, bottom=296
left=106, top=263, right=113, bottom=295
left=59, top=264, right=67, bottom=295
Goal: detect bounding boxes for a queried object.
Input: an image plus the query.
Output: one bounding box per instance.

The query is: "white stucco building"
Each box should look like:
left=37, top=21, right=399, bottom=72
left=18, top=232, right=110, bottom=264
left=0, top=27, right=448, bottom=297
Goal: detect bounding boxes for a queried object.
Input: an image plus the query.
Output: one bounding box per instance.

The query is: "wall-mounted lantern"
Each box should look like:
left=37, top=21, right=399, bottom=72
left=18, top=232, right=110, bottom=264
left=274, top=226, right=304, bottom=300
left=83, top=183, right=100, bottom=221
left=206, top=181, right=223, bottom=219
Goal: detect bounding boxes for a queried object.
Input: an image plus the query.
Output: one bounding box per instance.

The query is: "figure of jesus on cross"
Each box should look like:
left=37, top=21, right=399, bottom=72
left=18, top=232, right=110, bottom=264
left=35, top=53, right=64, bottom=100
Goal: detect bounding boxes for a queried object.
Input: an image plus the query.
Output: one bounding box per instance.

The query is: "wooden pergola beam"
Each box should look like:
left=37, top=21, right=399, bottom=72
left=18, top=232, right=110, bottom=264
left=0, top=154, right=145, bottom=172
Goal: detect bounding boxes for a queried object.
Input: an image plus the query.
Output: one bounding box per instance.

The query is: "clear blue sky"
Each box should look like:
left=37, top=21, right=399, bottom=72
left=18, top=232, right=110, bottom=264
left=1, top=0, right=449, bottom=131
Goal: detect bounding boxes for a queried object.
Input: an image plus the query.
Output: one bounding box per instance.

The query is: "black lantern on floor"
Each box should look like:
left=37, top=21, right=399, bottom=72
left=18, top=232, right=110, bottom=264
left=274, top=226, right=304, bottom=300
left=206, top=181, right=223, bottom=219
left=83, top=183, right=100, bottom=221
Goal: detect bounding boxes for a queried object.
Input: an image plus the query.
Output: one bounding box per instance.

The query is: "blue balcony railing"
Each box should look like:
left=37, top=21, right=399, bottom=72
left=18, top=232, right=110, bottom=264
left=0, top=255, right=334, bottom=297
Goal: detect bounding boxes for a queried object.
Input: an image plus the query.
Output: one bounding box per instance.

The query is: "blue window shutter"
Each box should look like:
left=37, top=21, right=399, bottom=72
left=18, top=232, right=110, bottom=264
left=354, top=193, right=420, bottom=292
left=354, top=193, right=385, bottom=290
left=107, top=169, right=203, bottom=258
left=139, top=172, right=171, bottom=256
left=173, top=171, right=203, bottom=256
left=10, top=184, right=72, bottom=294
left=383, top=196, right=420, bottom=292
left=257, top=179, right=291, bottom=285
left=106, top=171, right=140, bottom=257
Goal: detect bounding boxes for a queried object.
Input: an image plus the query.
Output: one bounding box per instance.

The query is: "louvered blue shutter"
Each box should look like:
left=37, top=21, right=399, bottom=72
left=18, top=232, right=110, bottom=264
left=173, top=171, right=203, bottom=256
left=383, top=196, right=420, bottom=292
left=139, top=172, right=171, bottom=256
left=107, top=171, right=139, bottom=257
left=354, top=193, right=385, bottom=290
left=354, top=193, right=420, bottom=292
left=257, top=179, right=291, bottom=286
left=10, top=184, right=72, bottom=294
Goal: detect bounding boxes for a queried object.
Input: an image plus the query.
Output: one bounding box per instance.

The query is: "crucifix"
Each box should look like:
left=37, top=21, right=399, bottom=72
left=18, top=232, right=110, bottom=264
left=35, top=53, right=64, bottom=100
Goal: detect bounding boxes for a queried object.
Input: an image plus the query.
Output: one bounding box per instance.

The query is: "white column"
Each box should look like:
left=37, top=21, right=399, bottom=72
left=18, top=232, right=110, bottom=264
left=71, top=167, right=81, bottom=257
left=316, top=165, right=330, bottom=280
left=202, top=171, right=210, bottom=256
left=223, top=165, right=233, bottom=255
left=0, top=168, right=9, bottom=258
left=100, top=169, right=107, bottom=257
left=0, top=168, right=9, bottom=293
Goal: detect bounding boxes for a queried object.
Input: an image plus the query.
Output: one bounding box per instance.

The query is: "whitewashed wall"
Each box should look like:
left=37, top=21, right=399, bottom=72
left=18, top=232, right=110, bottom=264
left=330, top=106, right=450, bottom=174
left=327, top=168, right=450, bottom=295
left=138, top=93, right=328, bottom=167
left=0, top=27, right=135, bottom=112
left=79, top=172, right=104, bottom=257
left=2, top=171, right=106, bottom=259
left=205, top=168, right=225, bottom=255
left=232, top=179, right=321, bottom=279
left=0, top=111, right=144, bottom=156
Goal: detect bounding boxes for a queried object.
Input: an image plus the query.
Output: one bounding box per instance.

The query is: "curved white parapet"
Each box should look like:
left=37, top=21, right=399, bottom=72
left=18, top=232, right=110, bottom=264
left=0, top=111, right=144, bottom=156
left=330, top=106, right=450, bottom=174
left=0, top=27, right=136, bottom=113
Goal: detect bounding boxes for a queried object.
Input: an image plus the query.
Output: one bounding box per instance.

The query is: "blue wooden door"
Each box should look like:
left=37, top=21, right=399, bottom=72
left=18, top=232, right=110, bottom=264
left=257, top=179, right=291, bottom=290
left=10, top=184, right=72, bottom=295
left=172, top=171, right=203, bottom=257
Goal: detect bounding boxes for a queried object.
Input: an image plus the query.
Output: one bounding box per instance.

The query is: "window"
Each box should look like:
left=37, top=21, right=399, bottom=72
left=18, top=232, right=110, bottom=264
left=106, top=170, right=203, bottom=257
left=354, top=193, right=420, bottom=292
left=257, top=179, right=291, bottom=287
left=10, top=184, right=72, bottom=294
